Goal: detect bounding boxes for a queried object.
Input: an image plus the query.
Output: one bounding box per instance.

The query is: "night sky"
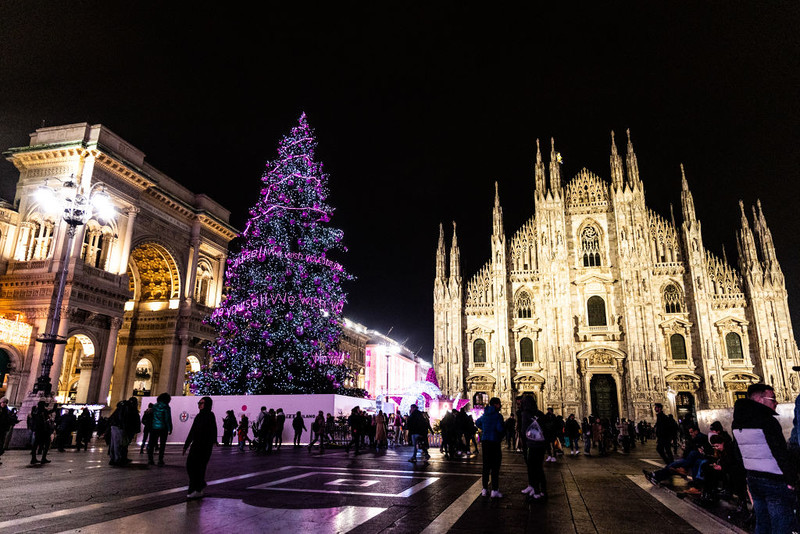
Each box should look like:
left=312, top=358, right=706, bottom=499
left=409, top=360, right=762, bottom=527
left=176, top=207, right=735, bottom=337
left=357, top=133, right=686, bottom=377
left=2, top=3, right=799, bottom=362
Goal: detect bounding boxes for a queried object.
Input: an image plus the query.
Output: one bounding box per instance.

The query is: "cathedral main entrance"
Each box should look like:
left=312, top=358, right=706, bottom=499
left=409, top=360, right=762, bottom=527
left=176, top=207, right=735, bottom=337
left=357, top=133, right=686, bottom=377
left=590, top=374, right=619, bottom=421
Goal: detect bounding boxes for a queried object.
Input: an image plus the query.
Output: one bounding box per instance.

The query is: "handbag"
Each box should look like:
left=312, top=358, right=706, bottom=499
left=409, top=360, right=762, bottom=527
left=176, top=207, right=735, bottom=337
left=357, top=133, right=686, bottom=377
left=525, top=417, right=545, bottom=443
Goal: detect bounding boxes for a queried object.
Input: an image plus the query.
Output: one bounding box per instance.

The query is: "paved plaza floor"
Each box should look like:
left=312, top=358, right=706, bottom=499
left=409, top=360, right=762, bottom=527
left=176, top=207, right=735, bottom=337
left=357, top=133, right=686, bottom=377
left=0, top=440, right=750, bottom=533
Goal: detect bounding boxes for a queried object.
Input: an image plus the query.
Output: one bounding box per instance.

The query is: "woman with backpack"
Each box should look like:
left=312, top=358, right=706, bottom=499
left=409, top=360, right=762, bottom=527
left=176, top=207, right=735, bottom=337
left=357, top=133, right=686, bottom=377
left=520, top=394, right=547, bottom=500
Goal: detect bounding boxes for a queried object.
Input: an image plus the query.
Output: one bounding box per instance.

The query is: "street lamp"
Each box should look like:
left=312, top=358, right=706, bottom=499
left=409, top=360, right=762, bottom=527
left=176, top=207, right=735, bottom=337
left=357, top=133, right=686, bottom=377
left=32, top=177, right=115, bottom=396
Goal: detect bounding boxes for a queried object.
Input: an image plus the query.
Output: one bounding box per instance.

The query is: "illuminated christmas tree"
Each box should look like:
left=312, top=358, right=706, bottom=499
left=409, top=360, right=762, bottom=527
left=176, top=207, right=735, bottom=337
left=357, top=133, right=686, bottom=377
left=193, top=113, right=364, bottom=396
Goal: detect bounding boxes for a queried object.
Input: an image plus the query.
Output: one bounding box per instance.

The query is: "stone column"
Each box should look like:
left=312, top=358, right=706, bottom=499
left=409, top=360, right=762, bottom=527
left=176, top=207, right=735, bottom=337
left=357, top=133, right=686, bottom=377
left=48, top=307, right=72, bottom=396
left=212, top=253, right=227, bottom=308
left=117, top=207, right=138, bottom=275
left=97, top=317, right=123, bottom=405
left=184, top=234, right=201, bottom=301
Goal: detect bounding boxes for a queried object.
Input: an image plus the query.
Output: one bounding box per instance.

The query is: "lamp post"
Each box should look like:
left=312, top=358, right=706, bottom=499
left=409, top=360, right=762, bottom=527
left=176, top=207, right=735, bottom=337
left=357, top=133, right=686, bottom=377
left=32, top=177, right=114, bottom=396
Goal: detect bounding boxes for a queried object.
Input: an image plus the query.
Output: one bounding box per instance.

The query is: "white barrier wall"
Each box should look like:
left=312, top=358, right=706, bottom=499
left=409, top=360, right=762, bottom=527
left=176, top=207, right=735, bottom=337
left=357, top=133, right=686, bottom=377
left=696, top=402, right=795, bottom=440
left=139, top=394, right=378, bottom=445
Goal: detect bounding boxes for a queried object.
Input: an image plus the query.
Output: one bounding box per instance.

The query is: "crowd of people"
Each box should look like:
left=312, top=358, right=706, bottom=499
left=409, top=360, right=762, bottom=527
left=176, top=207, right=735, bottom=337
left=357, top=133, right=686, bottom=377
left=7, top=382, right=800, bottom=532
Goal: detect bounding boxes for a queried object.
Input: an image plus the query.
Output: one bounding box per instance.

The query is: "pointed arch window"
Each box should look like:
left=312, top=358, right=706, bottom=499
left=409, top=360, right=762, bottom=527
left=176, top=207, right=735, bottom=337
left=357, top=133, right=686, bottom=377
left=670, top=334, right=687, bottom=361
left=587, top=296, right=607, bottom=326
left=726, top=332, right=744, bottom=361
left=664, top=285, right=683, bottom=314
left=580, top=226, right=601, bottom=267
left=515, top=291, right=532, bottom=318
left=473, top=339, right=486, bottom=366
left=519, top=337, right=534, bottom=363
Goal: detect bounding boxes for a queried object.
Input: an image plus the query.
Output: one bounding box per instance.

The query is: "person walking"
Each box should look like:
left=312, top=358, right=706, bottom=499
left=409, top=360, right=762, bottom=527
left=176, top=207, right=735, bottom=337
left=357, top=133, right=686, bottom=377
left=124, top=397, right=141, bottom=462
left=107, top=400, right=128, bottom=466
left=732, top=383, right=798, bottom=534
left=237, top=414, right=250, bottom=451
left=407, top=404, right=429, bottom=462
left=476, top=397, right=505, bottom=498
left=148, top=393, right=172, bottom=466
left=308, top=410, right=326, bottom=452
left=183, top=396, right=217, bottom=500
left=292, top=411, right=306, bottom=448
left=519, top=394, right=547, bottom=499
left=140, top=403, right=154, bottom=453
left=654, top=403, right=675, bottom=465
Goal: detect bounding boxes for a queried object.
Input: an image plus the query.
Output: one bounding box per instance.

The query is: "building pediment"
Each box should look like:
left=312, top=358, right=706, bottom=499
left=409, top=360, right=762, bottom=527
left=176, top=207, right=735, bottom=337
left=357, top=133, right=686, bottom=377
left=714, top=316, right=749, bottom=329
left=659, top=317, right=693, bottom=331
left=511, top=323, right=541, bottom=334
left=465, top=325, right=494, bottom=336
left=573, top=272, right=616, bottom=285
left=466, top=374, right=496, bottom=386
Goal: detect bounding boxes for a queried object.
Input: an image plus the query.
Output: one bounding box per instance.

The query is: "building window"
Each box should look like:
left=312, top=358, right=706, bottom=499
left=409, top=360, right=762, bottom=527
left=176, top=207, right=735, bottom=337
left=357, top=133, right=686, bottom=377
left=515, top=291, right=532, bottom=318
left=587, top=296, right=607, bottom=326
left=664, top=285, right=682, bottom=314
left=670, top=333, right=687, bottom=361
left=194, top=261, right=213, bottom=305
left=726, top=332, right=744, bottom=361
left=473, top=339, right=486, bottom=365
left=520, top=337, right=534, bottom=363
left=580, top=226, right=601, bottom=267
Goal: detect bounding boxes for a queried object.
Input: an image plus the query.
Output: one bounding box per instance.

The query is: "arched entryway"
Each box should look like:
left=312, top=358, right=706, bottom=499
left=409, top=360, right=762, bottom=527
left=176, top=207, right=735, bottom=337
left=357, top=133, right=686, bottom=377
left=0, top=349, right=10, bottom=396
left=183, top=355, right=201, bottom=395
left=590, top=374, right=619, bottom=421
left=57, top=334, right=96, bottom=404
left=133, top=358, right=154, bottom=397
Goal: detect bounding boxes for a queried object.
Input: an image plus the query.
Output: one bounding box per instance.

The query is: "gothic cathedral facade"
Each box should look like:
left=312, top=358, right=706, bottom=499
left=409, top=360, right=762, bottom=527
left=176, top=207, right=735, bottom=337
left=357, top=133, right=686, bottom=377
left=433, top=131, right=799, bottom=422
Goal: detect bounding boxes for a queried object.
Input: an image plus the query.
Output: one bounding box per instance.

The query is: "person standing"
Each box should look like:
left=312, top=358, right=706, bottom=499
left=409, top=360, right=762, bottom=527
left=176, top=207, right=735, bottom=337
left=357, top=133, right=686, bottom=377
left=654, top=403, right=674, bottom=465
left=30, top=401, right=53, bottom=465
left=344, top=407, right=362, bottom=455
left=0, top=398, right=18, bottom=460
left=56, top=408, right=76, bottom=452
left=520, top=394, right=547, bottom=499
left=292, top=411, right=306, bottom=448
left=476, top=397, right=505, bottom=498
left=124, top=397, right=141, bottom=462
left=237, top=414, right=250, bottom=451
left=581, top=417, right=592, bottom=455
left=504, top=414, right=516, bottom=451
left=274, top=408, right=286, bottom=451
left=308, top=410, right=326, bottom=452
left=732, top=383, right=798, bottom=534
left=140, top=403, right=154, bottom=453
left=565, top=414, right=581, bottom=455
left=148, top=393, right=172, bottom=466
left=375, top=410, right=387, bottom=450
left=406, top=404, right=428, bottom=462
left=221, top=410, right=237, bottom=447
left=184, top=396, right=217, bottom=500
left=75, top=407, right=94, bottom=451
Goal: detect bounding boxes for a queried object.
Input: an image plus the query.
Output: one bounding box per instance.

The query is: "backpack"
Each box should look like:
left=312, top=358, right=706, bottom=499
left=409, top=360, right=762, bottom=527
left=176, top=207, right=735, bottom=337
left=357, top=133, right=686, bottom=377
left=525, top=416, right=545, bottom=443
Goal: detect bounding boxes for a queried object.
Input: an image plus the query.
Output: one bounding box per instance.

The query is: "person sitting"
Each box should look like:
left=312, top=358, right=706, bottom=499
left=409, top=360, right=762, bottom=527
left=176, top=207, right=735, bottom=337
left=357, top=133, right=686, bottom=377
left=644, top=424, right=712, bottom=484
left=696, top=432, right=747, bottom=508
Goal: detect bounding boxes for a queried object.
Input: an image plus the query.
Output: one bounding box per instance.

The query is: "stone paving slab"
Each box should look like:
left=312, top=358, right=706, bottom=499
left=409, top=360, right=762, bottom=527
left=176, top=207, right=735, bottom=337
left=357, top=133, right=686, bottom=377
left=0, top=440, right=751, bottom=533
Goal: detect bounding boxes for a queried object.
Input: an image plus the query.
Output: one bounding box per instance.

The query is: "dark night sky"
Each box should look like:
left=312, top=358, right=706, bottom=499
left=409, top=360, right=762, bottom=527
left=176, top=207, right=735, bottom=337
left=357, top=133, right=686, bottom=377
left=1, top=3, right=799, bottom=362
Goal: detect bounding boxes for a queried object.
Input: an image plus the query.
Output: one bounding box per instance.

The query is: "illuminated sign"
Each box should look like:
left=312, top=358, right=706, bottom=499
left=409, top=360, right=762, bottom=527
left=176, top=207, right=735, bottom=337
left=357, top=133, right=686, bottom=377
left=0, top=317, right=32, bottom=346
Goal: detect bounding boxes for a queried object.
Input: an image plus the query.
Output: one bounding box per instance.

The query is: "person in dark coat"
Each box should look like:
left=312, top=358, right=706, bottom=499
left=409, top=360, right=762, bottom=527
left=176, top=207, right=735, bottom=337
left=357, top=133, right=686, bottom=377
left=476, top=398, right=505, bottom=498
left=184, top=396, right=217, bottom=499
left=140, top=403, right=154, bottom=453
left=30, top=401, right=53, bottom=465
left=221, top=410, right=237, bottom=447
left=565, top=414, right=581, bottom=455
left=504, top=414, right=516, bottom=451
left=56, top=408, right=76, bottom=452
left=654, top=403, right=675, bottom=465
left=148, top=393, right=172, bottom=466
left=0, top=398, right=18, bottom=461
left=75, top=407, right=94, bottom=451
left=274, top=408, right=286, bottom=450
left=292, top=411, right=306, bottom=448
left=520, top=394, right=547, bottom=499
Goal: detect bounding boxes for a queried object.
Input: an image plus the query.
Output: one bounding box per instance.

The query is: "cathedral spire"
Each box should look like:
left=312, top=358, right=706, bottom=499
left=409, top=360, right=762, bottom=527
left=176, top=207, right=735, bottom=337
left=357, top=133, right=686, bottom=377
left=436, top=222, right=447, bottom=280
left=754, top=199, right=779, bottom=264
left=736, top=200, right=761, bottom=269
left=449, top=220, right=461, bottom=281
left=626, top=129, right=640, bottom=187
left=549, top=137, right=561, bottom=195
left=680, top=164, right=697, bottom=225
left=610, top=130, right=625, bottom=190
left=534, top=138, right=547, bottom=197
left=721, top=243, right=728, bottom=265
left=492, top=181, right=504, bottom=237
left=669, top=203, right=676, bottom=228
